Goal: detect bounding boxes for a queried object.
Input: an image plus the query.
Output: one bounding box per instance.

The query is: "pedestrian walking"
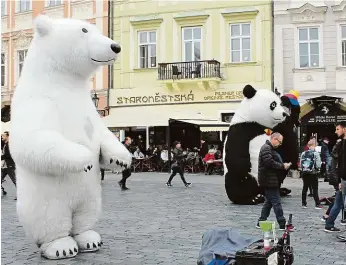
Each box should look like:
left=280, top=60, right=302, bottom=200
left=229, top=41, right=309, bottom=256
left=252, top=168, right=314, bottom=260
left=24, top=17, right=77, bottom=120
left=118, top=137, right=132, bottom=191
left=300, top=139, right=323, bottom=209
left=166, top=141, right=191, bottom=187
left=256, top=133, right=291, bottom=230
left=324, top=121, right=346, bottom=233
left=1, top=131, right=17, bottom=200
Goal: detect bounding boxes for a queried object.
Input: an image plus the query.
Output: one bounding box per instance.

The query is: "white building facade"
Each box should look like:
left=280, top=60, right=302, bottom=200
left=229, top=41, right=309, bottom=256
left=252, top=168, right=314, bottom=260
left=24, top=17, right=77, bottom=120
left=274, top=0, right=346, bottom=102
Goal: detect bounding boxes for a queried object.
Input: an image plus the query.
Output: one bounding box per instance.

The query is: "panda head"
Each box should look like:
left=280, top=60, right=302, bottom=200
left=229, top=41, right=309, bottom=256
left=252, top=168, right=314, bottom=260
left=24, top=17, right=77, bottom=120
left=232, top=85, right=288, bottom=129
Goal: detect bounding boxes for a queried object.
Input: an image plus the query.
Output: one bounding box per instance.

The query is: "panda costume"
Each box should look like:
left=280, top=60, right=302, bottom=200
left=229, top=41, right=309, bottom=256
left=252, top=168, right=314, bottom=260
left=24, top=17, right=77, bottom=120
left=223, top=85, right=287, bottom=205
left=271, top=90, right=301, bottom=196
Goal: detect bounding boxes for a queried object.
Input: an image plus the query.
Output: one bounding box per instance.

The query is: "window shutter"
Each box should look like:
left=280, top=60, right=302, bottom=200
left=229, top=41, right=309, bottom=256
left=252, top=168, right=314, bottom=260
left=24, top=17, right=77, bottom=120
left=15, top=1, right=20, bottom=13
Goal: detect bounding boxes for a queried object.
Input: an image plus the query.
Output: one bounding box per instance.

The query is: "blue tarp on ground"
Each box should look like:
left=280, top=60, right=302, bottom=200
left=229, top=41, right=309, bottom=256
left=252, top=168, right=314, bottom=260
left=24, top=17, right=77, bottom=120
left=197, top=227, right=261, bottom=265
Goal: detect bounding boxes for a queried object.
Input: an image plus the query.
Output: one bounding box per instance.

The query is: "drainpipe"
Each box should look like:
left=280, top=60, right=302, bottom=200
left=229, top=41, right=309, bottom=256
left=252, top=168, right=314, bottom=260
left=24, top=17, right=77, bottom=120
left=107, top=0, right=114, bottom=113
left=271, top=0, right=275, bottom=92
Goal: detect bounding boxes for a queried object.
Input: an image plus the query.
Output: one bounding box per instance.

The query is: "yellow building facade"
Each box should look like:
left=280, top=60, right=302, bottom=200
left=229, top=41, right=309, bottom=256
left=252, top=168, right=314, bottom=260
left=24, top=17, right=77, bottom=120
left=105, top=0, right=273, bottom=143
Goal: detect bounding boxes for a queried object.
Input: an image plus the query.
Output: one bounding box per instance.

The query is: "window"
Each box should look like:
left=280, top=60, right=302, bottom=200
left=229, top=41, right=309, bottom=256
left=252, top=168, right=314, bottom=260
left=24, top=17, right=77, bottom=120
left=298, top=27, right=320, bottom=68
left=1, top=0, right=6, bottom=16
left=138, top=31, right=156, bottom=68
left=1, top=53, right=5, bottom=86
left=17, top=0, right=31, bottom=12
left=341, top=25, right=346, bottom=66
left=230, top=23, right=251, bottom=63
left=182, top=27, right=201, bottom=61
left=47, top=0, right=62, bottom=7
left=18, top=50, right=28, bottom=77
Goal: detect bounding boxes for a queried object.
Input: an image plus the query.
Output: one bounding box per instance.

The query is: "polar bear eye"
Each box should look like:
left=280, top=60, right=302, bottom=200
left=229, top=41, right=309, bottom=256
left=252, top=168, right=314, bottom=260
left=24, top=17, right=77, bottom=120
left=270, top=101, right=277, bottom=111
left=82, top=28, right=88, bottom=33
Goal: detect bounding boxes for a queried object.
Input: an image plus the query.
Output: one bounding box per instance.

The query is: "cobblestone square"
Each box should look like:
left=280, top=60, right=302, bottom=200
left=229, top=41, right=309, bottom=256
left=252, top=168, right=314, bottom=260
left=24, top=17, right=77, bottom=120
left=1, top=173, right=346, bottom=265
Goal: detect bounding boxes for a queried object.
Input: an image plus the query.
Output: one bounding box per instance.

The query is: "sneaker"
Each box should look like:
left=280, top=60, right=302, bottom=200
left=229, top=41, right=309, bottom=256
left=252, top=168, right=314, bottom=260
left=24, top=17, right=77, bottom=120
left=336, top=234, right=346, bottom=242
left=340, top=219, right=346, bottom=226
left=320, top=216, right=328, bottom=222
left=185, top=183, right=191, bottom=187
left=255, top=223, right=260, bottom=229
left=2, top=190, right=7, bottom=196
left=166, top=182, right=172, bottom=187
left=324, top=227, right=341, bottom=233
left=118, top=181, right=123, bottom=188
left=315, top=205, right=324, bottom=210
left=302, top=205, right=307, bottom=209
left=279, top=225, right=286, bottom=231
left=121, top=186, right=129, bottom=191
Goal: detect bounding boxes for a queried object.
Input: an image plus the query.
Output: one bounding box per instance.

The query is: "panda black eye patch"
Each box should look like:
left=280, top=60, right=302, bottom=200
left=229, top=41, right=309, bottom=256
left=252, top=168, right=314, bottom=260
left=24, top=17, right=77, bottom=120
left=270, top=101, right=277, bottom=111
left=82, top=28, right=88, bottom=33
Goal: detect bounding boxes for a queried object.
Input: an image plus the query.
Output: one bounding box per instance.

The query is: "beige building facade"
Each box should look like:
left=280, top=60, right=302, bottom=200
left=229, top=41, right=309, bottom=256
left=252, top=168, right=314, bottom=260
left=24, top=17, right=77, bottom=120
left=1, top=0, right=110, bottom=115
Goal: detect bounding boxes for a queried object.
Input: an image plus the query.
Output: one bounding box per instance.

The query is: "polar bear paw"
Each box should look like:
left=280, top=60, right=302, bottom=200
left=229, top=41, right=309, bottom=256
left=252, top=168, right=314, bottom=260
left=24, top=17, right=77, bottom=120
left=74, top=230, right=102, bottom=253
left=40, top=236, right=78, bottom=260
left=83, top=164, right=93, bottom=172
left=109, top=158, right=130, bottom=171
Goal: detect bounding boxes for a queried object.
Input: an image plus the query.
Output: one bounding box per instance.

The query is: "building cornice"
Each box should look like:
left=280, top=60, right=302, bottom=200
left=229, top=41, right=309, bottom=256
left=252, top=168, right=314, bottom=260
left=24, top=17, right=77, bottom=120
left=331, top=0, right=346, bottom=21
left=287, top=3, right=327, bottom=24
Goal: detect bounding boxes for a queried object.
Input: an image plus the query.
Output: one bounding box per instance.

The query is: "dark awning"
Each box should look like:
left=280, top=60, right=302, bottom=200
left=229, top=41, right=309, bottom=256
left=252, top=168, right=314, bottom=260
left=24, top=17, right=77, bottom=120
left=169, top=119, right=229, bottom=132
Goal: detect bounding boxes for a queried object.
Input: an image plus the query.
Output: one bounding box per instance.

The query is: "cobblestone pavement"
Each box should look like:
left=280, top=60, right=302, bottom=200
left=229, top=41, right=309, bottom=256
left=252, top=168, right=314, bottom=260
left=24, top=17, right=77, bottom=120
left=2, top=172, right=346, bottom=265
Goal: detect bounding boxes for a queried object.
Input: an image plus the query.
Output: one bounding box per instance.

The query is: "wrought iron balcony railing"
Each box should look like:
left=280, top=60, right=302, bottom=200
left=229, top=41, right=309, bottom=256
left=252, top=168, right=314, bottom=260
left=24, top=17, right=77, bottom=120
left=158, top=60, right=221, bottom=80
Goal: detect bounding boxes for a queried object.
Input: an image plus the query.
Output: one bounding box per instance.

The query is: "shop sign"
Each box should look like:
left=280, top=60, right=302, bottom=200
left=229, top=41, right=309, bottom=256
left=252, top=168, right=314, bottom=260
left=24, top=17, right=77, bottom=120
left=306, top=103, right=346, bottom=124
left=115, top=90, right=244, bottom=106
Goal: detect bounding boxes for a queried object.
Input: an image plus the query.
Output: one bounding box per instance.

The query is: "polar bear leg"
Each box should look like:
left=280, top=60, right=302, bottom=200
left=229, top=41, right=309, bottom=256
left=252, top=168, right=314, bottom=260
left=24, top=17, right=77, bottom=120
left=71, top=196, right=102, bottom=252
left=40, top=236, right=78, bottom=259
left=17, top=194, right=77, bottom=260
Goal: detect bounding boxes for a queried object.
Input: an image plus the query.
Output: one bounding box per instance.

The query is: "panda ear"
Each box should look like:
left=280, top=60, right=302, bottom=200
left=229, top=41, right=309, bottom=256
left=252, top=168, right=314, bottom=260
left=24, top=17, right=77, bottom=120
left=34, top=15, right=52, bottom=37
left=243, top=85, right=257, bottom=99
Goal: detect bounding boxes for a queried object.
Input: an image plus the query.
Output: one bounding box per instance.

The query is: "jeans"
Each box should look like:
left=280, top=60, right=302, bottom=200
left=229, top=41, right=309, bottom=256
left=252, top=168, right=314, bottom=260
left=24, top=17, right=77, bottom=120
left=301, top=173, right=320, bottom=206
left=258, top=188, right=286, bottom=226
left=120, top=168, right=131, bottom=187
left=1, top=167, right=16, bottom=193
left=325, top=180, right=346, bottom=229
left=168, top=166, right=187, bottom=184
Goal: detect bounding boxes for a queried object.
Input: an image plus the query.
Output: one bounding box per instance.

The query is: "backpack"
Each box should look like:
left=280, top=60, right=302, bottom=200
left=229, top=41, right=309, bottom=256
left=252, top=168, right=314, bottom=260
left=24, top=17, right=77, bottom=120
left=301, top=150, right=316, bottom=173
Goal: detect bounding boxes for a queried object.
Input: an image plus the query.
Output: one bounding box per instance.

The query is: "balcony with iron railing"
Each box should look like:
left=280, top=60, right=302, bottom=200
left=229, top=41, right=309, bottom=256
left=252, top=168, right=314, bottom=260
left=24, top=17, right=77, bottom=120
left=158, top=60, right=222, bottom=91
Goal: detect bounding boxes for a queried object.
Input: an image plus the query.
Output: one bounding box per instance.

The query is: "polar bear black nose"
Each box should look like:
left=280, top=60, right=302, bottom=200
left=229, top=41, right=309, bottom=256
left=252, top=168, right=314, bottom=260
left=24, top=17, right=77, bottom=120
left=111, top=44, right=121, bottom=54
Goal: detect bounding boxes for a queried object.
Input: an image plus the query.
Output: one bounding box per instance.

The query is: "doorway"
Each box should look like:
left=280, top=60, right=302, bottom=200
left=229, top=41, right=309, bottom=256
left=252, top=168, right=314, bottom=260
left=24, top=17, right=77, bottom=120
left=306, top=124, right=337, bottom=150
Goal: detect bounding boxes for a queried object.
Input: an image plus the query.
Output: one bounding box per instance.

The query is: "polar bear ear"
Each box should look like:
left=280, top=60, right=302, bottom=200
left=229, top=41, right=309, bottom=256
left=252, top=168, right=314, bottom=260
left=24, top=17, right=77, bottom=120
left=34, top=15, right=52, bottom=37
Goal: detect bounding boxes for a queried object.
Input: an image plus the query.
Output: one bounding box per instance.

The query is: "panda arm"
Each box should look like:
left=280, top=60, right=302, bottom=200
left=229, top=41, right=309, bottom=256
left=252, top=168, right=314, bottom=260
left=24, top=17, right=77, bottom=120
left=225, top=133, right=251, bottom=173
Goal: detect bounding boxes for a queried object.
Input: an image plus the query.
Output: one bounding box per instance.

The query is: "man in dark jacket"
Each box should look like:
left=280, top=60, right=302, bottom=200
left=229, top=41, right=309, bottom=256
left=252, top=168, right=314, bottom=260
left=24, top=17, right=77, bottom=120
left=324, top=121, right=346, bottom=233
left=166, top=141, right=191, bottom=187
left=118, top=137, right=132, bottom=191
left=257, top=133, right=291, bottom=230
left=1, top=131, right=16, bottom=199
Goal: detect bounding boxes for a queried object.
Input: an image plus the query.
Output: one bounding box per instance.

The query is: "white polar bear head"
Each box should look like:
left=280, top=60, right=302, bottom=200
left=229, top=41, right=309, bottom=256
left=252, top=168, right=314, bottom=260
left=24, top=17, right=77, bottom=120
left=32, top=15, right=121, bottom=77
left=231, top=85, right=288, bottom=129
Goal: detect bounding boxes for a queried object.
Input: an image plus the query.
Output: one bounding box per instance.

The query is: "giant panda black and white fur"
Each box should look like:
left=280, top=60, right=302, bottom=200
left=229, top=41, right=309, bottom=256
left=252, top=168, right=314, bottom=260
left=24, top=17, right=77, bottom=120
left=223, top=85, right=287, bottom=205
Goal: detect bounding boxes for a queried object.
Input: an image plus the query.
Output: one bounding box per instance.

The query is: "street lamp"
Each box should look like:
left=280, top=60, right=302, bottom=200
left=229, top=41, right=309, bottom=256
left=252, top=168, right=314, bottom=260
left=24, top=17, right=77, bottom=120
left=91, top=91, right=99, bottom=108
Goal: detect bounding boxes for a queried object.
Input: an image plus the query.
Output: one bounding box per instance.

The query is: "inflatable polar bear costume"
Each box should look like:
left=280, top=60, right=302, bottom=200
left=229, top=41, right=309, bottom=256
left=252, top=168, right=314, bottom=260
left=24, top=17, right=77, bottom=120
left=10, top=15, right=132, bottom=260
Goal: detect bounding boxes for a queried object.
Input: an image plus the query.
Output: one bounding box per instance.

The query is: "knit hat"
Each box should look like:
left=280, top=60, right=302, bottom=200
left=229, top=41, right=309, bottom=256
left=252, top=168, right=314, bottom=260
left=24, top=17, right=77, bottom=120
left=284, top=89, right=300, bottom=107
